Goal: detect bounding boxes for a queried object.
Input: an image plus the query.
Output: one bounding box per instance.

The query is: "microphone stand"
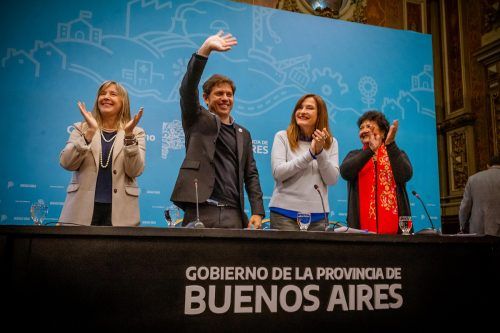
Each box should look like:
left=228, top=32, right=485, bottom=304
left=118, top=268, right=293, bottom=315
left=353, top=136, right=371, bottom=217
left=192, top=178, right=205, bottom=228
left=412, top=190, right=439, bottom=235
left=314, top=184, right=338, bottom=231
left=183, top=178, right=205, bottom=228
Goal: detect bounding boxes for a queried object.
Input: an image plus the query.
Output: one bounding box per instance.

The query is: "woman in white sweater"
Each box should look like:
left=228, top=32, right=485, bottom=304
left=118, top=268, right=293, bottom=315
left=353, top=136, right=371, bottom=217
left=269, top=94, right=340, bottom=231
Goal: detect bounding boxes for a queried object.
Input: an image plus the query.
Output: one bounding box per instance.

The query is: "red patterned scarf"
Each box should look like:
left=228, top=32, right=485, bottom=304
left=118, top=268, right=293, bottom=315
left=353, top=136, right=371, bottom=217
left=358, top=143, right=399, bottom=234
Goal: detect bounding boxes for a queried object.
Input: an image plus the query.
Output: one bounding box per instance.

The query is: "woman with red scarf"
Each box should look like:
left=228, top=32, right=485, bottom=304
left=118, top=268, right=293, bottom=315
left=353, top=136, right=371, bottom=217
left=340, top=111, right=412, bottom=234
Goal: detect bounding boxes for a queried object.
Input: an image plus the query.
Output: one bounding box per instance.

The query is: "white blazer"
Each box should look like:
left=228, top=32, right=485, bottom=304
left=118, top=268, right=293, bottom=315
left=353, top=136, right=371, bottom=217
left=59, top=122, right=146, bottom=226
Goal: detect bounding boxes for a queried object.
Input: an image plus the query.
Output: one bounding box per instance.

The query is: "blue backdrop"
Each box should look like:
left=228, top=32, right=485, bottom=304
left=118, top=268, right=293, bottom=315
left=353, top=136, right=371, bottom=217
left=0, top=0, right=440, bottom=231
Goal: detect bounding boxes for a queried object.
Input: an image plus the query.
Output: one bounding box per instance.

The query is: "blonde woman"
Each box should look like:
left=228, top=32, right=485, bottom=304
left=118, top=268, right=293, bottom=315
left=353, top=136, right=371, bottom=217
left=269, top=94, right=340, bottom=231
left=59, top=81, right=145, bottom=226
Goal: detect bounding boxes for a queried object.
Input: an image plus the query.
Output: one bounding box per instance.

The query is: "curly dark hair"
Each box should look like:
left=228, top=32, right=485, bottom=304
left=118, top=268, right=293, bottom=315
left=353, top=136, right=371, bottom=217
left=357, top=110, right=390, bottom=139
left=202, top=74, right=236, bottom=96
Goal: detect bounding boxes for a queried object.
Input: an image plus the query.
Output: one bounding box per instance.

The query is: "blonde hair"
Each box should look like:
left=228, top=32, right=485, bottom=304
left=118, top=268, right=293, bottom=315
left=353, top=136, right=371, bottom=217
left=286, top=94, right=332, bottom=151
left=91, top=80, right=131, bottom=129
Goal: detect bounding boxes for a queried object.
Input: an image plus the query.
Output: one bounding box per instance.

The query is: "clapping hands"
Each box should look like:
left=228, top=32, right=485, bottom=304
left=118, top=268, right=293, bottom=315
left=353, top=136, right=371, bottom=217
left=77, top=101, right=144, bottom=141
left=366, top=120, right=398, bottom=152
left=384, top=120, right=398, bottom=145
left=310, top=128, right=330, bottom=155
left=124, top=107, right=144, bottom=136
left=77, top=101, right=98, bottom=143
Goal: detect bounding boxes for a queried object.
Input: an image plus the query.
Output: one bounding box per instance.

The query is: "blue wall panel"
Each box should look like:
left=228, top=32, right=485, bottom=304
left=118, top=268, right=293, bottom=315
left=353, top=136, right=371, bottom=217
left=0, top=0, right=439, bottom=231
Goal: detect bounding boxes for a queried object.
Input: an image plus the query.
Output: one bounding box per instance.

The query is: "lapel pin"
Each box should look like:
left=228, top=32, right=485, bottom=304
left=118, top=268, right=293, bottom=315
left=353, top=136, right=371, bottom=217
left=238, top=128, right=242, bottom=133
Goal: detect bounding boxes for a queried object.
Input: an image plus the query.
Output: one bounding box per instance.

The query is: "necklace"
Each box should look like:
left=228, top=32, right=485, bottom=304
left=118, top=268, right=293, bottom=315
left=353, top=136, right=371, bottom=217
left=100, top=132, right=117, bottom=168
left=101, top=131, right=117, bottom=143
left=100, top=140, right=116, bottom=169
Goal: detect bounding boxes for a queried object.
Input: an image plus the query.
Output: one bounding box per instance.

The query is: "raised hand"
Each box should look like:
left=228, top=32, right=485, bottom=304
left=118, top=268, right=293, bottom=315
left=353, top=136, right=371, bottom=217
left=198, top=30, right=238, bottom=57
left=78, top=101, right=98, bottom=143
left=368, top=130, right=383, bottom=152
left=311, top=128, right=329, bottom=155
left=385, top=120, right=399, bottom=145
left=124, top=107, right=144, bottom=136
left=78, top=101, right=98, bottom=131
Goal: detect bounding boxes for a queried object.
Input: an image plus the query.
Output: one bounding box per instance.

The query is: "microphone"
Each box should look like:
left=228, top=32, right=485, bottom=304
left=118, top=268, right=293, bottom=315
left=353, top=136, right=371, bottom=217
left=412, top=190, right=438, bottom=235
left=191, top=178, right=205, bottom=228
left=314, top=184, right=337, bottom=231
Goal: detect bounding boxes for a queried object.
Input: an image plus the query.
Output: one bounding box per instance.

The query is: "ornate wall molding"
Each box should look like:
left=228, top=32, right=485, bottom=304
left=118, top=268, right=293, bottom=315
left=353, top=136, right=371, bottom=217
left=492, top=88, right=500, bottom=154
left=482, top=0, right=500, bottom=45
left=441, top=0, right=468, bottom=117
left=276, top=0, right=367, bottom=23
left=404, top=0, right=427, bottom=33
left=474, top=38, right=500, bottom=65
left=446, top=126, right=475, bottom=194
left=467, top=1, right=489, bottom=168
left=475, top=39, right=500, bottom=156
left=437, top=113, right=476, bottom=133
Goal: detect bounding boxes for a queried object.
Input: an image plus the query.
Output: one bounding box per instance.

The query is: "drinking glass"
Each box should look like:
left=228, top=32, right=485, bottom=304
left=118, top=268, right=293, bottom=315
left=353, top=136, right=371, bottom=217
left=30, top=200, right=48, bottom=226
left=399, top=216, right=413, bottom=235
left=261, top=220, right=270, bottom=230
left=297, top=212, right=311, bottom=231
left=164, top=206, right=180, bottom=228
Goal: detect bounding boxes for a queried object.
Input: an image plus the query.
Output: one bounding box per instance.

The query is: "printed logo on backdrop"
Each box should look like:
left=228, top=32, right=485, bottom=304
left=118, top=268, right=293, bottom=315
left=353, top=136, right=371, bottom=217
left=184, top=265, right=403, bottom=315
left=162, top=120, right=184, bottom=159
left=252, top=139, right=269, bottom=155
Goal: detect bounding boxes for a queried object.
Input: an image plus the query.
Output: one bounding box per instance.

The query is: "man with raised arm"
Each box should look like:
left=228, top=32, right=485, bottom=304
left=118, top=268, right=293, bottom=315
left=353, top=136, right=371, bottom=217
left=171, top=31, right=265, bottom=229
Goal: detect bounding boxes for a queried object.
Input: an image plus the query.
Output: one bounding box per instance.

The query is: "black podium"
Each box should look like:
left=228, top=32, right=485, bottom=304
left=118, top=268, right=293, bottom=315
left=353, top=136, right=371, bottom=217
left=1, top=226, right=499, bottom=331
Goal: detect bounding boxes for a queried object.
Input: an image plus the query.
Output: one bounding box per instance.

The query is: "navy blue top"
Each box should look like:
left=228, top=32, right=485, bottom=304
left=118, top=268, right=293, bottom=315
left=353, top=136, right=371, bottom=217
left=210, top=122, right=240, bottom=208
left=94, top=131, right=116, bottom=203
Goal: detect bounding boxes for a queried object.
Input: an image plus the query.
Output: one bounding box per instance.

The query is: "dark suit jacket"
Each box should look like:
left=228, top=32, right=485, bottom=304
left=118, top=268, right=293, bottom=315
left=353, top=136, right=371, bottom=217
left=339, top=142, right=413, bottom=230
left=170, top=53, right=264, bottom=226
left=459, top=166, right=500, bottom=235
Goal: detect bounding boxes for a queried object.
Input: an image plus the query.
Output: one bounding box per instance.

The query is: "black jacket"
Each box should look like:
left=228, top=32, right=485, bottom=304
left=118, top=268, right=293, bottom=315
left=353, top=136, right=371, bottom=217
left=339, top=142, right=413, bottom=230
left=170, top=53, right=264, bottom=226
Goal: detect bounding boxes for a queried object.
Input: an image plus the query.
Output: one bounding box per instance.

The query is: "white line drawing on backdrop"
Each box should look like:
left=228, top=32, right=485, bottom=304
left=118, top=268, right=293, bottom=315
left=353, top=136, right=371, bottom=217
left=30, top=41, right=67, bottom=70
left=312, top=68, right=349, bottom=96
left=122, top=59, right=165, bottom=87
left=68, top=63, right=106, bottom=84
left=381, top=65, right=436, bottom=120
left=126, top=0, right=173, bottom=37
left=359, top=76, right=377, bottom=110
left=56, top=10, right=112, bottom=54
left=235, top=6, right=352, bottom=117
left=2, top=49, right=40, bottom=77
left=411, top=65, right=434, bottom=92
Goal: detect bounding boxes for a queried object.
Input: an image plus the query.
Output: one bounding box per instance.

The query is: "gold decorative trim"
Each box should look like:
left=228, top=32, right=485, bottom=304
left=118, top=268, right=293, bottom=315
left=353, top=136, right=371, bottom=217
left=403, top=0, right=427, bottom=33
left=446, top=126, right=475, bottom=194
left=441, top=0, right=469, bottom=118
left=491, top=88, right=500, bottom=155
left=276, top=0, right=367, bottom=23
left=473, top=39, right=500, bottom=156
